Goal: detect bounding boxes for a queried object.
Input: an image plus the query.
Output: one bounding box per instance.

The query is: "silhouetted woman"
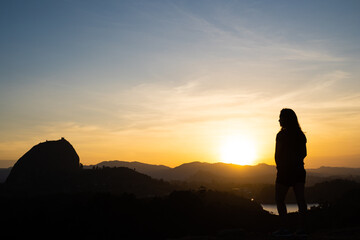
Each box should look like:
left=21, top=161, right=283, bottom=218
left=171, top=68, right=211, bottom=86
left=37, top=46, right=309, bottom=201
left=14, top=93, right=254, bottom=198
left=274, top=108, right=307, bottom=236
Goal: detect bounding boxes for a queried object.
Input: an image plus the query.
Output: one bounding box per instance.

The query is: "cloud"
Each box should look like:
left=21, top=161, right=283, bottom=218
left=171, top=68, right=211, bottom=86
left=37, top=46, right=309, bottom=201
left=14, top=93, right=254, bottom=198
left=172, top=2, right=346, bottom=66
left=111, top=81, right=263, bottom=130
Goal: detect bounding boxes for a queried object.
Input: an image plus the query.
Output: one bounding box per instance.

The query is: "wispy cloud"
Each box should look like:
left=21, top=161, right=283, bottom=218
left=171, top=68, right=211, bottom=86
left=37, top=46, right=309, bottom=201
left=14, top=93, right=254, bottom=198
left=174, top=2, right=346, bottom=67
left=103, top=67, right=358, bottom=136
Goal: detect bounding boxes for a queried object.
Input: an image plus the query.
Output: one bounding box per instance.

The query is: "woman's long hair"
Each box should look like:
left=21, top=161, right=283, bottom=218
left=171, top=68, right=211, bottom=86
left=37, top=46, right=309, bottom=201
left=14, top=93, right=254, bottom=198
left=280, top=108, right=302, bottom=131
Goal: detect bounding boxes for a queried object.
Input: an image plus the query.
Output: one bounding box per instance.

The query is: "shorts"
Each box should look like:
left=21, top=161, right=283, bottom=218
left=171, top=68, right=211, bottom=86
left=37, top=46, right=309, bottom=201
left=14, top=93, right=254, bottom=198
left=276, top=168, right=306, bottom=187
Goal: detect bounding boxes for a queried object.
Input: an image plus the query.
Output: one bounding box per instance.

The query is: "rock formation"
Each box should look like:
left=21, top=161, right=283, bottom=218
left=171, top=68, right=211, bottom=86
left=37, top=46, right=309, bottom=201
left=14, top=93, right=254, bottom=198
left=5, top=138, right=80, bottom=191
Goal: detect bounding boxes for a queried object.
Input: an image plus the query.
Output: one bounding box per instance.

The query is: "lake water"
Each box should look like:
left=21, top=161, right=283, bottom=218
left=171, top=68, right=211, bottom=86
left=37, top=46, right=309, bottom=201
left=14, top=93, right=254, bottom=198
left=261, top=203, right=319, bottom=215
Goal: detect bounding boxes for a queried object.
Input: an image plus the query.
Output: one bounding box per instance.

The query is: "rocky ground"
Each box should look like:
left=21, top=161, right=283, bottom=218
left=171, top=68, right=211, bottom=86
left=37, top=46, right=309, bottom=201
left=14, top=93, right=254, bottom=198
left=168, top=226, right=360, bottom=240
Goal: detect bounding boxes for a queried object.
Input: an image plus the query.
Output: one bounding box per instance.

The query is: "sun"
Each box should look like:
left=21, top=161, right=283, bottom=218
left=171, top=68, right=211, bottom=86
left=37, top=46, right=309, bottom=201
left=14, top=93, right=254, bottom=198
left=219, top=135, right=257, bottom=165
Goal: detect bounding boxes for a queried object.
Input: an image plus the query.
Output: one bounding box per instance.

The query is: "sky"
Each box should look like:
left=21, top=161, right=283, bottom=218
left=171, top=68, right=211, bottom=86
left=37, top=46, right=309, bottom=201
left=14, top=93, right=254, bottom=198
left=1, top=0, right=360, bottom=168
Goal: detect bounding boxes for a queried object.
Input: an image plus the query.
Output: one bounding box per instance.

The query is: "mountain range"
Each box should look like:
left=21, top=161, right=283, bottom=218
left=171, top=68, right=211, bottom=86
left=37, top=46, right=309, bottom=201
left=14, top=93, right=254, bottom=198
left=2, top=159, right=360, bottom=186
left=85, top=160, right=360, bottom=186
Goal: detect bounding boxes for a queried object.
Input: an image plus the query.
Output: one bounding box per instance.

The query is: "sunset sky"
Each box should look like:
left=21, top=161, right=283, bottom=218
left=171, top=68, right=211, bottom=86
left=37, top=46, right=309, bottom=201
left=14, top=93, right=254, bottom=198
left=1, top=0, right=360, bottom=168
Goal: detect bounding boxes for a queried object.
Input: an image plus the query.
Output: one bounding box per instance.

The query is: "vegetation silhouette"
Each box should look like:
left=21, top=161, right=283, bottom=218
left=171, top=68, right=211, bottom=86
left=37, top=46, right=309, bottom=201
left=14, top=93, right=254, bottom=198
left=0, top=190, right=275, bottom=239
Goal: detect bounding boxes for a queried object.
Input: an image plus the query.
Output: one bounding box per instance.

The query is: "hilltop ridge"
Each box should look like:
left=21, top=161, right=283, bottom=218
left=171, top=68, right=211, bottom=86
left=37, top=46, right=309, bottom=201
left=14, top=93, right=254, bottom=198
left=85, top=160, right=360, bottom=186
left=3, top=157, right=360, bottom=186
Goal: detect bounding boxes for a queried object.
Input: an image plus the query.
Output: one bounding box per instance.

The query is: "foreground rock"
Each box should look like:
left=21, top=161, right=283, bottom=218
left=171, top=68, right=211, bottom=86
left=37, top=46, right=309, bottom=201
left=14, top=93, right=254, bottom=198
left=5, top=138, right=80, bottom=192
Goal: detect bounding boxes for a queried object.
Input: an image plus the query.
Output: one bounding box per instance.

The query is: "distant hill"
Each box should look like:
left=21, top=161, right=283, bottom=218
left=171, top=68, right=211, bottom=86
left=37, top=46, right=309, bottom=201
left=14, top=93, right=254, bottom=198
left=0, top=168, right=11, bottom=183
left=87, top=160, right=171, bottom=178
left=86, top=161, right=276, bottom=182
left=75, top=166, right=173, bottom=197
left=88, top=160, right=360, bottom=186
left=161, top=162, right=277, bottom=183
left=308, top=166, right=360, bottom=177
left=0, top=160, right=16, bottom=168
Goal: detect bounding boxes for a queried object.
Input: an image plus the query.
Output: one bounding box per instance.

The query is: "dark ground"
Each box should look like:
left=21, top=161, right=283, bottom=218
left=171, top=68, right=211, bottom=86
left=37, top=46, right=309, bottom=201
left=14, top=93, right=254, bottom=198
left=1, top=188, right=360, bottom=240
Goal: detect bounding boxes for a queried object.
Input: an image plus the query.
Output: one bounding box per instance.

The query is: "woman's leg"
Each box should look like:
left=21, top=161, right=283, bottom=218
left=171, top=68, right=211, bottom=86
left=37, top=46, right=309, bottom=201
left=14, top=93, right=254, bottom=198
left=275, top=183, right=289, bottom=227
left=293, top=182, right=307, bottom=230
left=293, top=182, right=307, bottom=213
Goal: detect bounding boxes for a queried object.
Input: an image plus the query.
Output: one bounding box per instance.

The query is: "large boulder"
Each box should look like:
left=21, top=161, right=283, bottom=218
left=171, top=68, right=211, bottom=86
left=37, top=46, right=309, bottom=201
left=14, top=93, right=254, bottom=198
left=5, top=138, right=80, bottom=191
